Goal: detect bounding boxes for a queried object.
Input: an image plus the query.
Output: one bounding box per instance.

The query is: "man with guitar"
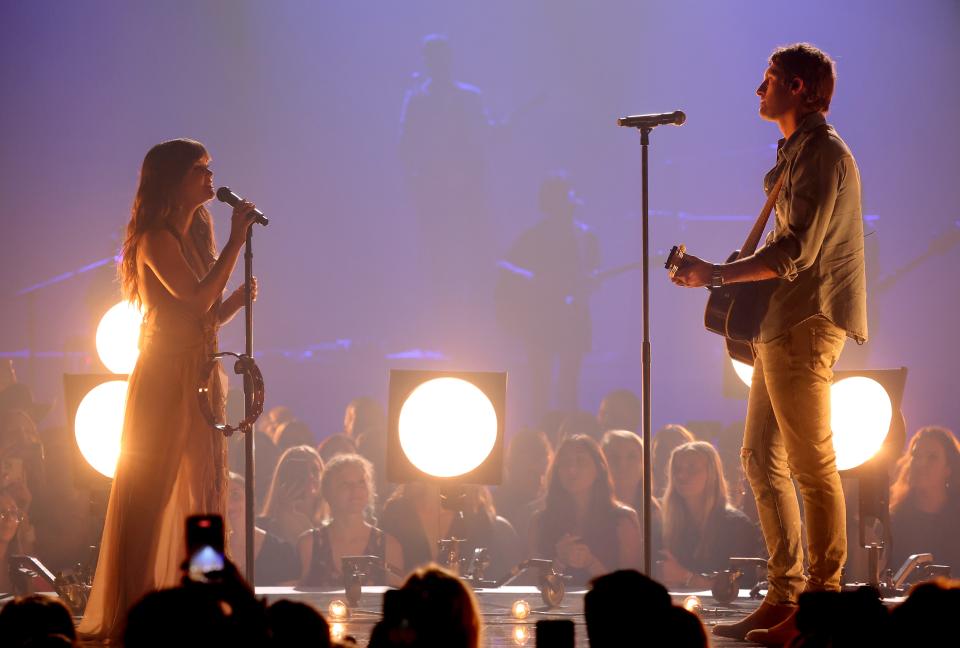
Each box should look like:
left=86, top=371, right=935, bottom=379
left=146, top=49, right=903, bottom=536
left=670, top=43, right=867, bottom=646
left=496, top=172, right=600, bottom=420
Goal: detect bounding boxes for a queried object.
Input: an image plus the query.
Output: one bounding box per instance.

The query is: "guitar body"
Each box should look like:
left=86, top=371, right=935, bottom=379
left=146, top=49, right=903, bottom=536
left=703, top=250, right=777, bottom=366
left=669, top=173, right=785, bottom=369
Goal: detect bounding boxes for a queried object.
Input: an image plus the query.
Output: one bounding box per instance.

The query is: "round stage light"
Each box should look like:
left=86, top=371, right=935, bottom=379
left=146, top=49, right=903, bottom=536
left=74, top=380, right=128, bottom=478
left=831, top=376, right=893, bottom=471
left=731, top=358, right=753, bottom=388
left=96, top=301, right=143, bottom=374
left=398, top=377, right=498, bottom=478
left=682, top=595, right=703, bottom=615
left=511, top=599, right=531, bottom=620
left=328, top=599, right=348, bottom=620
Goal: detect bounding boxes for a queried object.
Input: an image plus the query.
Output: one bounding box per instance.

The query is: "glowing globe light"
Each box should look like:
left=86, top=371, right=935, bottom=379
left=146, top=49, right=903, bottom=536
left=511, top=599, right=531, bottom=620
left=682, top=595, right=703, bottom=615
left=96, top=301, right=143, bottom=374
left=830, top=377, right=893, bottom=471
left=328, top=599, right=348, bottom=620
left=398, top=377, right=498, bottom=478
left=74, top=380, right=128, bottom=478
left=731, top=358, right=753, bottom=388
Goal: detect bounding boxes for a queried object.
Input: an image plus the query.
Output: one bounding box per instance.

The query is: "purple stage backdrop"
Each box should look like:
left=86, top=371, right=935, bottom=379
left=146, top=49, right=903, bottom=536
left=1, top=0, right=958, bottom=440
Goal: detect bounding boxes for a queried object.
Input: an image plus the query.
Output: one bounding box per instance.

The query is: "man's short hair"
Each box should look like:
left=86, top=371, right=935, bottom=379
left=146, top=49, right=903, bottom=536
left=770, top=43, right=836, bottom=114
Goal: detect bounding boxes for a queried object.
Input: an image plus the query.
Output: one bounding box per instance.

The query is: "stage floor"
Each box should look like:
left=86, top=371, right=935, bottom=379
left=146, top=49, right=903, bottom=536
left=257, top=585, right=767, bottom=647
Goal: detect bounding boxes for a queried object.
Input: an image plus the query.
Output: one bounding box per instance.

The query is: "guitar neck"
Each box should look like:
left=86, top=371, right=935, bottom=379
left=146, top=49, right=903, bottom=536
left=738, top=173, right=784, bottom=259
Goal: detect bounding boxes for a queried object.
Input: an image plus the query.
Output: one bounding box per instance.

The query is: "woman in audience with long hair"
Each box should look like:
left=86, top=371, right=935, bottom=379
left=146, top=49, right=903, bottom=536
left=0, top=488, right=26, bottom=593
left=601, top=429, right=662, bottom=556
left=258, top=445, right=324, bottom=546
left=888, top=426, right=960, bottom=571
left=494, top=427, right=552, bottom=544
left=659, top=441, right=762, bottom=589
left=530, top=435, right=642, bottom=584
left=381, top=482, right=518, bottom=577
left=652, top=423, right=695, bottom=499
left=298, top=453, right=403, bottom=586
left=226, top=473, right=299, bottom=585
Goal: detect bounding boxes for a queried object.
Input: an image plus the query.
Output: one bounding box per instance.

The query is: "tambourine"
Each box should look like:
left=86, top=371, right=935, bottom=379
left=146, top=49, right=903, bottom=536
left=197, top=351, right=265, bottom=437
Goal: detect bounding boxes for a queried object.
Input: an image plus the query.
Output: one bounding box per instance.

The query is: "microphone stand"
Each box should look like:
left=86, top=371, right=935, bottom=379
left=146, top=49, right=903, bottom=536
left=628, top=125, right=656, bottom=576
left=639, top=126, right=654, bottom=576
left=242, top=227, right=256, bottom=585
left=618, top=112, right=682, bottom=575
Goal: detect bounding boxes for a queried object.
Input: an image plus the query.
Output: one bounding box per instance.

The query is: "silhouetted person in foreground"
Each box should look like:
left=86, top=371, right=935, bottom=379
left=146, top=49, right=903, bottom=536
left=584, top=570, right=707, bottom=647
left=0, top=594, right=76, bottom=647
left=889, top=578, right=960, bottom=647
left=789, top=587, right=889, bottom=648
left=266, top=599, right=331, bottom=648
left=369, top=564, right=482, bottom=648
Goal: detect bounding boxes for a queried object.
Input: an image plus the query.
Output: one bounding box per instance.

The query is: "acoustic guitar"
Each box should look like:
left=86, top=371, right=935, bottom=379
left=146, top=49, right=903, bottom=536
left=665, top=173, right=784, bottom=366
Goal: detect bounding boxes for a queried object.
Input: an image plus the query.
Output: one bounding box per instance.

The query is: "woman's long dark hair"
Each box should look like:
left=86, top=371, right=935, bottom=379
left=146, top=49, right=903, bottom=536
left=537, top=435, right=619, bottom=556
left=261, top=445, right=324, bottom=519
left=890, top=426, right=960, bottom=514
left=119, top=138, right=217, bottom=306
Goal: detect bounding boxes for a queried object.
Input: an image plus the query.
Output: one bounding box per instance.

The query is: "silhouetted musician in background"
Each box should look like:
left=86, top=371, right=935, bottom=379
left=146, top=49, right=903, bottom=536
left=399, top=34, right=495, bottom=351
left=497, top=172, right=599, bottom=420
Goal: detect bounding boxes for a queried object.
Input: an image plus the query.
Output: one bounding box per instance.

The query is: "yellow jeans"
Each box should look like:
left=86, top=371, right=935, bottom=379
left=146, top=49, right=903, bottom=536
left=742, top=315, right=847, bottom=605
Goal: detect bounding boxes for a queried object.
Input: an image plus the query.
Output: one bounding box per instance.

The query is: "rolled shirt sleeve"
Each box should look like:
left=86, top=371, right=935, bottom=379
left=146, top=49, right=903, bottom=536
left=754, top=149, right=846, bottom=282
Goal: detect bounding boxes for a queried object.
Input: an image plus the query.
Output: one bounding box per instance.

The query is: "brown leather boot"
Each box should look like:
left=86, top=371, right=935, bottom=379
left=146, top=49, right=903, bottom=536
left=712, top=600, right=796, bottom=641
left=745, top=607, right=799, bottom=646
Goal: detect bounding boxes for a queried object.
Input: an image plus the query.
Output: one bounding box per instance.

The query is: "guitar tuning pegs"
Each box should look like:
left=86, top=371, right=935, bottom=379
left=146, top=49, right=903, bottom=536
left=665, top=244, right=687, bottom=276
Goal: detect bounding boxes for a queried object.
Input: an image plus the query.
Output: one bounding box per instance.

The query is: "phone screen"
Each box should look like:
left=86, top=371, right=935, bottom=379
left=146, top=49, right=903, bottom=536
left=185, top=514, right=225, bottom=582
left=188, top=546, right=226, bottom=582
left=536, top=619, right=575, bottom=648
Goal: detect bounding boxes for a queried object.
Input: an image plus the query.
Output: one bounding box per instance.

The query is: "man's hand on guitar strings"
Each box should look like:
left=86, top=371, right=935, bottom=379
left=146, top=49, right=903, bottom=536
left=670, top=253, right=713, bottom=288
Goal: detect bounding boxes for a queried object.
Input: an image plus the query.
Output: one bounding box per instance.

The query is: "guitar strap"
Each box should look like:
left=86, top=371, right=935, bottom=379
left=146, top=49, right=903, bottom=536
left=737, top=171, right=785, bottom=259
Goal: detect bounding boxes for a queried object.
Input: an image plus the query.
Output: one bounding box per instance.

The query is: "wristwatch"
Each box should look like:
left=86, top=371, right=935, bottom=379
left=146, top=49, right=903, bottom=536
left=710, top=264, right=724, bottom=289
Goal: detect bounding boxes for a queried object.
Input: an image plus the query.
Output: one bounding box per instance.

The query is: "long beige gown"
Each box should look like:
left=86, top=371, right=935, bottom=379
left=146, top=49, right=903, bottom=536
left=79, top=241, right=226, bottom=641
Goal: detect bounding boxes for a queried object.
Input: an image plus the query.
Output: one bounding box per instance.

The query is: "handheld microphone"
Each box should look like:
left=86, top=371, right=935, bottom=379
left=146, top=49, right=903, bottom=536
left=216, top=187, right=269, bottom=227
left=616, top=111, right=686, bottom=129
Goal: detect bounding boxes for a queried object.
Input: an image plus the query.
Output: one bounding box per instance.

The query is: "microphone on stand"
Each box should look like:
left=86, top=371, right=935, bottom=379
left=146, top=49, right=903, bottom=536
left=216, top=187, right=269, bottom=227
left=617, top=110, right=686, bottom=129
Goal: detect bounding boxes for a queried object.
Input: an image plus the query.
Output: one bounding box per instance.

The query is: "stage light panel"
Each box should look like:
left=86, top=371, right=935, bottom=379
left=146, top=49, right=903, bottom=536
left=727, top=361, right=906, bottom=472
left=388, top=369, right=506, bottom=484
left=831, top=376, right=893, bottom=471
left=96, top=301, right=143, bottom=374
left=74, top=379, right=128, bottom=478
